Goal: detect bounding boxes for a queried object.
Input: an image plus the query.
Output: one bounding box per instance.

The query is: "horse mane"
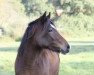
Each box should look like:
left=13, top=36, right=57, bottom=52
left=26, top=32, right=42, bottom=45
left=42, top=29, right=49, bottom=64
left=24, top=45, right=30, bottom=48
left=17, top=20, right=36, bottom=54
left=18, top=13, right=49, bottom=55
left=18, top=15, right=48, bottom=56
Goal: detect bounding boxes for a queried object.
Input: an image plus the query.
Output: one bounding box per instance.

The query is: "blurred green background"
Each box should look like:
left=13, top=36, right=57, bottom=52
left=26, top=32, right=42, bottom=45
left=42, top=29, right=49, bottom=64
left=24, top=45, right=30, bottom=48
left=0, top=0, right=94, bottom=75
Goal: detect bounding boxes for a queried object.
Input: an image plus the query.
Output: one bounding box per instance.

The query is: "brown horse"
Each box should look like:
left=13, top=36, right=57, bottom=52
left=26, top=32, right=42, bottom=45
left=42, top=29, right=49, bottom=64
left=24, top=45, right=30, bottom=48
left=15, top=12, right=70, bottom=75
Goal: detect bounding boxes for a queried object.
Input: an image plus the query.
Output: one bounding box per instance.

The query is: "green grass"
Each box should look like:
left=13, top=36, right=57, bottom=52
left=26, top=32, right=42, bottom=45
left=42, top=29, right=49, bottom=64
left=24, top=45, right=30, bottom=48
left=0, top=42, right=94, bottom=75
left=0, top=51, right=16, bottom=75
left=59, top=52, right=94, bottom=75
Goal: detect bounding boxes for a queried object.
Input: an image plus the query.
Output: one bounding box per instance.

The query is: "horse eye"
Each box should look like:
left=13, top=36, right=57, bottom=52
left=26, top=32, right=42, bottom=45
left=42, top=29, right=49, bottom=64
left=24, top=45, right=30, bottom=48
left=48, top=28, right=53, bottom=32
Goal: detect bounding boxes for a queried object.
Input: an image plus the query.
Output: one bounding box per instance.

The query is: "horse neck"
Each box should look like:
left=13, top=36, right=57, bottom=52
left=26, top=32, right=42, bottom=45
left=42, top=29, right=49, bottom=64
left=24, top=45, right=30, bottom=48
left=18, top=39, right=42, bottom=62
left=24, top=41, right=41, bottom=58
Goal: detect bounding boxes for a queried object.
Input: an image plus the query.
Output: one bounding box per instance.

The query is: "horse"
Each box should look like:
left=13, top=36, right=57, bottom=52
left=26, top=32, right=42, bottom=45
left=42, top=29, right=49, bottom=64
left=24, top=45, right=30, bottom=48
left=15, top=12, right=70, bottom=75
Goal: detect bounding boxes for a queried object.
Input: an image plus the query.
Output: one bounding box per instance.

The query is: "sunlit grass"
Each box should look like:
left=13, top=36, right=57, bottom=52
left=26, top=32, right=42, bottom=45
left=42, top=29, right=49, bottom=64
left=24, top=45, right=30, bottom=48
left=0, top=52, right=16, bottom=73
left=59, top=52, right=94, bottom=75
left=0, top=42, right=20, bottom=47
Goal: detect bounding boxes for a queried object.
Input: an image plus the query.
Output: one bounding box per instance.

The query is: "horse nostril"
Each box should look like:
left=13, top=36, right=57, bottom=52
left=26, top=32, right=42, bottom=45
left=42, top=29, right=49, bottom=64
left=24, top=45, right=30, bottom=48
left=67, top=45, right=70, bottom=49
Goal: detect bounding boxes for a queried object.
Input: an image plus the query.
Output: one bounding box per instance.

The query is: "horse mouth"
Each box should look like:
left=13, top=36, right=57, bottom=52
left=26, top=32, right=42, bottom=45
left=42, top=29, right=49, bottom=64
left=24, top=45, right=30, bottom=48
left=60, top=48, right=69, bottom=54
left=48, top=47, right=69, bottom=54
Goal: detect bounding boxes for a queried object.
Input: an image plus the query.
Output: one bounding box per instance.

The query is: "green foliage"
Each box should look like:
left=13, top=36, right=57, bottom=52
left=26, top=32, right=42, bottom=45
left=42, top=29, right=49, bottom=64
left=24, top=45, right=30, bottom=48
left=0, top=36, right=14, bottom=43
left=22, top=0, right=55, bottom=16
left=55, top=14, right=94, bottom=38
left=0, top=0, right=28, bottom=40
left=0, top=0, right=94, bottom=41
left=60, top=0, right=94, bottom=15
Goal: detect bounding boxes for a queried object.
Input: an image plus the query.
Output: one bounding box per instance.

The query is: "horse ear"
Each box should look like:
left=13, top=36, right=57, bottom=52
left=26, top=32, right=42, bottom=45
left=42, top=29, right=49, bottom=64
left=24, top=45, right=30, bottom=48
left=47, top=12, right=51, bottom=18
left=40, top=11, right=47, bottom=23
left=41, top=11, right=46, bottom=19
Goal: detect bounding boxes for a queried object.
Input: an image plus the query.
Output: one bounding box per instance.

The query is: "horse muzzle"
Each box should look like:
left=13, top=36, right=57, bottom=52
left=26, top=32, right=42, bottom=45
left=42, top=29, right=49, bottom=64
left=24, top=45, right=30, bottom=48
left=60, top=45, right=70, bottom=54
